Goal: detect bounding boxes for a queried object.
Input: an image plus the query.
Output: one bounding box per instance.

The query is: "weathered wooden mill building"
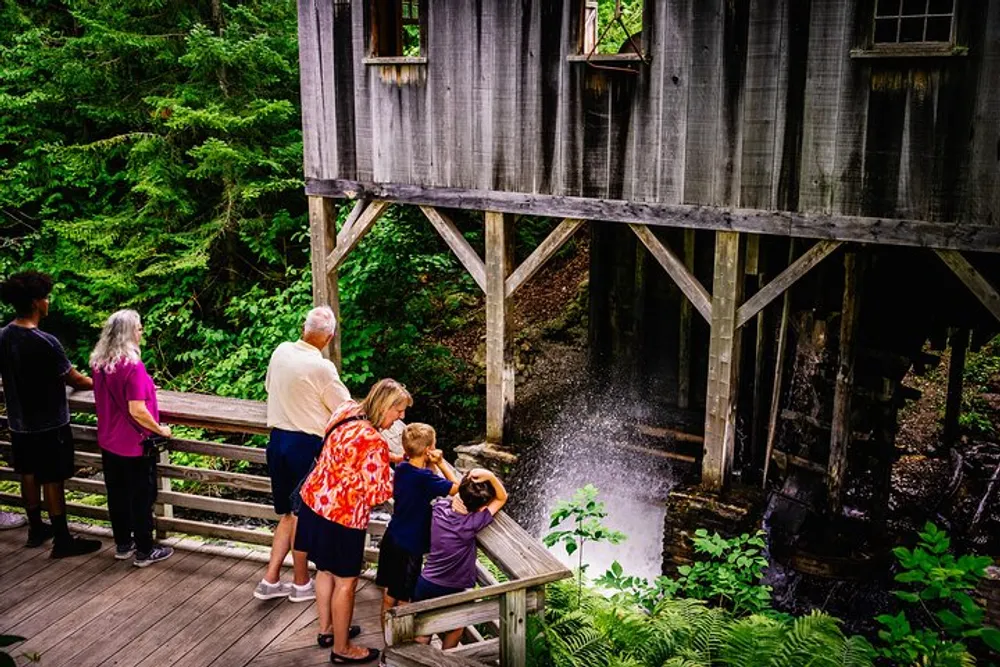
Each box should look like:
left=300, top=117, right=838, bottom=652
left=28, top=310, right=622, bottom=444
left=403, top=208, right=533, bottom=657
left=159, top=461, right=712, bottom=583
left=297, top=0, right=1000, bottom=546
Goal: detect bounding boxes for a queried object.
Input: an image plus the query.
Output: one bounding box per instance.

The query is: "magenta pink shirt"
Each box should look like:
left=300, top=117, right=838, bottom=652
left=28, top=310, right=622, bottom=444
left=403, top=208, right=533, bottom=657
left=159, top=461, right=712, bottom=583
left=93, top=359, right=159, bottom=458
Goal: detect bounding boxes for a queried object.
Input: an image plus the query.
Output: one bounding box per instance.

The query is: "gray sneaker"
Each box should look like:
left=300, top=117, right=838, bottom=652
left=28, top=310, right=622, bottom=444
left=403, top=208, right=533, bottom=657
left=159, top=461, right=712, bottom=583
left=288, top=579, right=316, bottom=603
left=253, top=578, right=293, bottom=600
left=133, top=545, right=173, bottom=568
left=0, top=511, right=27, bottom=530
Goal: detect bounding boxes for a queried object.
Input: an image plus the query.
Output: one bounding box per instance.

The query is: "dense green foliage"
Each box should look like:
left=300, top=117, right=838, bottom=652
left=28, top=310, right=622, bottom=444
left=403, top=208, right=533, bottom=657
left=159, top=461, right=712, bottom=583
left=877, top=522, right=1000, bottom=665
left=0, top=0, right=487, bottom=441
left=528, top=578, right=875, bottom=667
left=598, top=530, right=772, bottom=617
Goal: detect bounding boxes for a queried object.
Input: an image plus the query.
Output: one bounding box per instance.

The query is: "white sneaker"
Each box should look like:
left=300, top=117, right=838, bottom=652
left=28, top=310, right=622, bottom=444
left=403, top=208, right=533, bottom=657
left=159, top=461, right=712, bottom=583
left=288, top=579, right=316, bottom=603
left=0, top=511, right=27, bottom=530
left=253, top=579, right=293, bottom=600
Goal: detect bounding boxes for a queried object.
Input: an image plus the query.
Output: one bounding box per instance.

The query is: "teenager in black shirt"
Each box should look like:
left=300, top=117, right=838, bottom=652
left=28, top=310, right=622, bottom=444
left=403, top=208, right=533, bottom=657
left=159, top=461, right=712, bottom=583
left=0, top=271, right=101, bottom=557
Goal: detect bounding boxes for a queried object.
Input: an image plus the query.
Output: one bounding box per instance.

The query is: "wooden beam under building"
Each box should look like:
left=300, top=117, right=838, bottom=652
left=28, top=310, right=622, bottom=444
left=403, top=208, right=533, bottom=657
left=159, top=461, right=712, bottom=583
left=421, top=206, right=487, bottom=292
left=827, top=251, right=865, bottom=514
left=702, top=231, right=744, bottom=491
left=505, top=218, right=584, bottom=298
left=943, top=328, right=970, bottom=447
left=309, top=195, right=344, bottom=367
left=630, top=224, right=712, bottom=322
left=326, top=200, right=391, bottom=271
left=678, top=230, right=696, bottom=410
left=486, top=212, right=515, bottom=446
left=306, top=180, right=1000, bottom=254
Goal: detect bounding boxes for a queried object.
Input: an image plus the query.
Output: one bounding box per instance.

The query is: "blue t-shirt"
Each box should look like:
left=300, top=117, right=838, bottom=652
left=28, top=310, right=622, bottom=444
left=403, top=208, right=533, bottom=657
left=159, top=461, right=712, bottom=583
left=385, top=462, right=455, bottom=555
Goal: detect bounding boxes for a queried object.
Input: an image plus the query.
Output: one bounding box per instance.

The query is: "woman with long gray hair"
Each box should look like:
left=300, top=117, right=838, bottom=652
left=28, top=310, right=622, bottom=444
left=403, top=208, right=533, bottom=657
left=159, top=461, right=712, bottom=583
left=90, top=309, right=173, bottom=567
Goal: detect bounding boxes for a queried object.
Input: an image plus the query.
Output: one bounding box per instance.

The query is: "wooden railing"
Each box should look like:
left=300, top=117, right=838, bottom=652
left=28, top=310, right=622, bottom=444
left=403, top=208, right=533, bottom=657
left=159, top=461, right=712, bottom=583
left=0, top=388, right=571, bottom=667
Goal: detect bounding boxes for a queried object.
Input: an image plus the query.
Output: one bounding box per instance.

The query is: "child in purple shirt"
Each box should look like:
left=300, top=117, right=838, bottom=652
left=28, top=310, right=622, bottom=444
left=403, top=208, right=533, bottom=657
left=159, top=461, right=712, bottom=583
left=414, top=468, right=507, bottom=650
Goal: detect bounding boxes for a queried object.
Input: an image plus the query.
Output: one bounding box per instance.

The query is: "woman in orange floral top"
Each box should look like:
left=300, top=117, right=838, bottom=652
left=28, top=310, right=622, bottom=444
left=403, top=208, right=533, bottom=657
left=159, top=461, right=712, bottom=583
left=295, top=378, right=411, bottom=665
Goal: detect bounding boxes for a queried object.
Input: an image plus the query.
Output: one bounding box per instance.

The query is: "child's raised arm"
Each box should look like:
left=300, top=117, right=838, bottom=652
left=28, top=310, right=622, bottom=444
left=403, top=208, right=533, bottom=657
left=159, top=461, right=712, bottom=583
left=470, top=469, right=507, bottom=515
left=429, top=449, right=460, bottom=495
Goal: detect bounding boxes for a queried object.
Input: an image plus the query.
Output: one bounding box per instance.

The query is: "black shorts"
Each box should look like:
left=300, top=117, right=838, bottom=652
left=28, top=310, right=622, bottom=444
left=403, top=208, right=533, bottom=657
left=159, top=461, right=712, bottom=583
left=266, top=428, right=323, bottom=515
left=294, top=502, right=367, bottom=578
left=10, top=424, right=75, bottom=484
left=375, top=531, right=423, bottom=602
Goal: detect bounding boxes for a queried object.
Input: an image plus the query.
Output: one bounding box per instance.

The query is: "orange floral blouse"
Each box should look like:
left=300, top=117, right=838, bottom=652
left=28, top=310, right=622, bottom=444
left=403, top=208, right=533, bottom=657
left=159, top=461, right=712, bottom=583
left=299, top=400, right=393, bottom=530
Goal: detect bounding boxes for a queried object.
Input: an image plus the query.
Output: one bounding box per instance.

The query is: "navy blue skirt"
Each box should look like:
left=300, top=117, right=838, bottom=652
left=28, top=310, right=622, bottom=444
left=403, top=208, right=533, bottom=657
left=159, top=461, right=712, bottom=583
left=294, top=502, right=367, bottom=578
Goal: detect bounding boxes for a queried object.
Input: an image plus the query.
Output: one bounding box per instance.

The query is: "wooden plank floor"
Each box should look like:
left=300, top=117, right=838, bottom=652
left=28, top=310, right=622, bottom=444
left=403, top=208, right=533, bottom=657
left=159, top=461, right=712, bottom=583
left=0, top=527, right=385, bottom=667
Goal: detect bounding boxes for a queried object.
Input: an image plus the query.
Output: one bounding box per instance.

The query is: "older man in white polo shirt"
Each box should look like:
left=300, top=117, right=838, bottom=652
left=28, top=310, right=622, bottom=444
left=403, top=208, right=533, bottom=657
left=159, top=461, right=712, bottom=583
left=254, top=306, right=350, bottom=602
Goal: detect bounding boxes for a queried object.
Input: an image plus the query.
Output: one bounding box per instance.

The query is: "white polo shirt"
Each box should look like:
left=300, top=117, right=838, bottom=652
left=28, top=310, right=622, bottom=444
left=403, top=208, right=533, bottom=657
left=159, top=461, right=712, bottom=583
left=265, top=340, right=350, bottom=437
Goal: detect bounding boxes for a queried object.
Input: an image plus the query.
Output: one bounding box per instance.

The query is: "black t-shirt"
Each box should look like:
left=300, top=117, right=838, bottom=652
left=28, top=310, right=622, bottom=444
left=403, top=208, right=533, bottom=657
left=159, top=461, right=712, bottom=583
left=0, top=324, right=72, bottom=433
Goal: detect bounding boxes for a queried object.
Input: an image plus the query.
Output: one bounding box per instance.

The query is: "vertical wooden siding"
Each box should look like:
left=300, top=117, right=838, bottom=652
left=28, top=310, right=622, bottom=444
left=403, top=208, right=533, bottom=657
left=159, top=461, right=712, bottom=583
left=297, top=0, right=998, bottom=225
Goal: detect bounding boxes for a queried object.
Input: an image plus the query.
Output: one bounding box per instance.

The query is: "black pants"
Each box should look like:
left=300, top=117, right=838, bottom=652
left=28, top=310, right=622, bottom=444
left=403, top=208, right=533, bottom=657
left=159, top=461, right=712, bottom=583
left=101, top=450, right=158, bottom=553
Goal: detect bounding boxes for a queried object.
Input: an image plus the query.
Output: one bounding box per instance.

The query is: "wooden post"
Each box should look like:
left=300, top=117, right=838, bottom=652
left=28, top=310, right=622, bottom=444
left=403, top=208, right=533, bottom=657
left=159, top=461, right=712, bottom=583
left=154, top=449, right=172, bottom=540
left=762, top=240, right=795, bottom=488
left=827, top=251, right=864, bottom=514
left=500, top=588, right=527, bottom=667
left=384, top=613, right=415, bottom=648
left=702, top=231, right=744, bottom=491
left=943, top=328, right=969, bottom=446
left=486, top=212, right=515, bottom=446
left=309, top=195, right=342, bottom=368
left=678, top=229, right=696, bottom=409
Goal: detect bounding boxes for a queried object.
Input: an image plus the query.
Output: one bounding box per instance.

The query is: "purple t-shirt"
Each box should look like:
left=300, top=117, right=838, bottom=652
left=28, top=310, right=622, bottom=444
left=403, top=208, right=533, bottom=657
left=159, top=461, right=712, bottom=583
left=93, top=359, right=159, bottom=458
left=420, top=497, right=494, bottom=590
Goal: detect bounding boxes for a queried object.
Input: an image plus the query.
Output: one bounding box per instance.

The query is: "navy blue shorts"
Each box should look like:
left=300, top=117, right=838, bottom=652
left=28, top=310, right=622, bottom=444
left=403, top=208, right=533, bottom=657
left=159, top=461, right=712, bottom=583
left=266, top=428, right=323, bottom=515
left=375, top=531, right=423, bottom=602
left=413, top=575, right=464, bottom=602
left=294, top=503, right=367, bottom=577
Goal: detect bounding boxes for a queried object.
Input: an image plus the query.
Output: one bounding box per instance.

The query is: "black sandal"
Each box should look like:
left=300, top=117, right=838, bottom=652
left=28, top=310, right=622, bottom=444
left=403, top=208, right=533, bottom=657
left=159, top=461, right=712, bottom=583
left=317, top=626, right=362, bottom=648
left=330, top=647, right=379, bottom=664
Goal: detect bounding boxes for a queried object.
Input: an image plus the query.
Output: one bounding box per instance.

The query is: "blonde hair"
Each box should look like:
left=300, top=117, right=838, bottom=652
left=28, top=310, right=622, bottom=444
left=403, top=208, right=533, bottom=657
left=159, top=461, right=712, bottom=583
left=402, top=423, right=435, bottom=458
left=90, top=309, right=142, bottom=373
left=361, top=378, right=413, bottom=430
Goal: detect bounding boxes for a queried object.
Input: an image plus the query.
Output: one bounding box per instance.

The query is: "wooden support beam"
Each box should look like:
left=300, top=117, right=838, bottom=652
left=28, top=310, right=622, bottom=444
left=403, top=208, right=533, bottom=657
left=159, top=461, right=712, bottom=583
left=630, top=224, right=712, bottom=322
left=505, top=218, right=584, bottom=298
left=486, top=212, right=515, bottom=446
left=827, top=252, right=865, bottom=514
left=736, top=240, right=842, bottom=329
left=500, top=589, right=527, bottom=667
left=943, top=328, right=969, bottom=446
left=762, top=252, right=793, bottom=489
left=421, top=206, right=487, bottom=293
left=309, top=195, right=346, bottom=366
left=935, top=250, right=1000, bottom=323
left=306, top=179, right=1000, bottom=253
left=678, top=230, right=695, bottom=409
left=326, top=200, right=391, bottom=270
left=702, top=232, right=744, bottom=491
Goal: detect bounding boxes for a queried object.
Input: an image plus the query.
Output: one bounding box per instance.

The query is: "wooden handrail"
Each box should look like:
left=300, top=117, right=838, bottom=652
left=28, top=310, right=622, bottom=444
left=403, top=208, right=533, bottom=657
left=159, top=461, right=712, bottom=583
left=0, top=387, right=571, bottom=667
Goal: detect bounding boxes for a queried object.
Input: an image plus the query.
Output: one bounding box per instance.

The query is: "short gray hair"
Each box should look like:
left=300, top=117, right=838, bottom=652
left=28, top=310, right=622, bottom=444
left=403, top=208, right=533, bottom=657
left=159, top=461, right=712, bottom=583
left=303, top=306, right=337, bottom=336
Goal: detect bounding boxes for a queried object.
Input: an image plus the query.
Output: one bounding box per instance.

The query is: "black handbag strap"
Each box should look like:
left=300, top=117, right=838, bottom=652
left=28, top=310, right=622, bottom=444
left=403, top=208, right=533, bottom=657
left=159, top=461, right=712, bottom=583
left=323, top=414, right=367, bottom=441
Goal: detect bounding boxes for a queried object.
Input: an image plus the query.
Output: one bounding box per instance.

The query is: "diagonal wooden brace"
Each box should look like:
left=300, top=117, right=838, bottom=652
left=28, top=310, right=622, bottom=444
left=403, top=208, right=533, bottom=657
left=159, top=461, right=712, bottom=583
left=326, top=200, right=391, bottom=271
left=736, top=240, right=842, bottom=328
left=935, top=249, right=1000, bottom=324
left=505, top=218, right=584, bottom=298
left=630, top=224, right=712, bottom=322
left=420, top=206, right=487, bottom=293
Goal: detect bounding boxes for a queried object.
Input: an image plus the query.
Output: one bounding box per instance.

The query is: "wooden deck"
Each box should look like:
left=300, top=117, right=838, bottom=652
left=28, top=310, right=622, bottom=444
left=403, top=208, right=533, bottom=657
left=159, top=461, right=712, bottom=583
left=0, top=526, right=385, bottom=667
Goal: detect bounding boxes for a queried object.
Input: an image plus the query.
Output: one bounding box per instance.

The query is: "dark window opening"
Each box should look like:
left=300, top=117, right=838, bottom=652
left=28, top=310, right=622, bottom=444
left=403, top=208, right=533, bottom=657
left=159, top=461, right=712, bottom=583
left=873, top=0, right=955, bottom=43
left=370, top=0, right=423, bottom=58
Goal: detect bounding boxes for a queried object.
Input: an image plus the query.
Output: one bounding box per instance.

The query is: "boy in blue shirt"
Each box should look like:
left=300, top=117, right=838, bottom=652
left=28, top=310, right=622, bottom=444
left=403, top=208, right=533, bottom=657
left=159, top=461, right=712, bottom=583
left=376, top=423, right=459, bottom=629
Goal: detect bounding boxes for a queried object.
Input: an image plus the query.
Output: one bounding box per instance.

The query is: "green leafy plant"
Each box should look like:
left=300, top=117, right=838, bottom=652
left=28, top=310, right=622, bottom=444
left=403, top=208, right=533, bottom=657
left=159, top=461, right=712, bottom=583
left=676, top=529, right=772, bottom=616
left=543, top=485, right=626, bottom=604
left=596, top=529, right=772, bottom=616
left=876, top=522, right=1000, bottom=665
left=528, top=577, right=875, bottom=667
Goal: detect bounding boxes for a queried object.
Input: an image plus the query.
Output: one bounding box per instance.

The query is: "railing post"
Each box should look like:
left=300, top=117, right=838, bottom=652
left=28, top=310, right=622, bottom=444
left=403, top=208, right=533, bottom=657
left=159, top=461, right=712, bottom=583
left=154, top=449, right=172, bottom=540
left=500, top=589, right=526, bottom=667
left=385, top=613, right=414, bottom=648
